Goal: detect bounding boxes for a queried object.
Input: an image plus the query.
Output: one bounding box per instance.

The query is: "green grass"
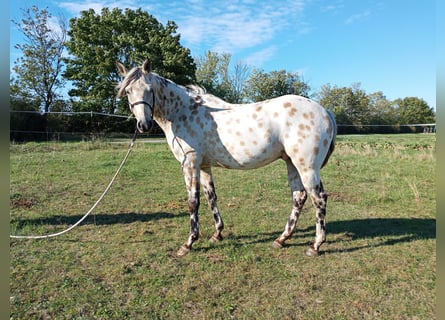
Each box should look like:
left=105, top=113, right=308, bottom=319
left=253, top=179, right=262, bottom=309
left=10, top=134, right=436, bottom=319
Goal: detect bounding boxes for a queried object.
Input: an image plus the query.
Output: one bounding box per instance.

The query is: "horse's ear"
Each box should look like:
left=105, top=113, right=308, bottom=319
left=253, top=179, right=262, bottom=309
left=116, top=61, right=127, bottom=76
left=142, top=59, right=152, bottom=74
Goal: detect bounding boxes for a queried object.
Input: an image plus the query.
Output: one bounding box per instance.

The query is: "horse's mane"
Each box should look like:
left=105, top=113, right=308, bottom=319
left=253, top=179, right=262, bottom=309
left=117, top=66, right=142, bottom=97
left=117, top=66, right=229, bottom=106
left=185, top=84, right=206, bottom=95
left=185, top=84, right=230, bottom=106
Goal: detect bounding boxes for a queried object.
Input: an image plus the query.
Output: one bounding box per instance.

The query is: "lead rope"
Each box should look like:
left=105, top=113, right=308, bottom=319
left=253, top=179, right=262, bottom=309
left=10, top=130, right=139, bottom=239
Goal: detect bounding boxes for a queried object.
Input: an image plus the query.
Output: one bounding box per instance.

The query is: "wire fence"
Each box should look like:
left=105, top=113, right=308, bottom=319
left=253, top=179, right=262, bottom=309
left=10, top=110, right=436, bottom=142
left=10, top=110, right=130, bottom=118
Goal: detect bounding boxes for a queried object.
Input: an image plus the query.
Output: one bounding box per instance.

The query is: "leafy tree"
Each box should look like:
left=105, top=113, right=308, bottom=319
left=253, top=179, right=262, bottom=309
left=393, top=97, right=435, bottom=124
left=245, top=69, right=310, bottom=102
left=316, top=83, right=370, bottom=125
left=195, top=51, right=250, bottom=103
left=64, top=7, right=196, bottom=115
left=367, top=91, right=395, bottom=125
left=11, top=6, right=67, bottom=113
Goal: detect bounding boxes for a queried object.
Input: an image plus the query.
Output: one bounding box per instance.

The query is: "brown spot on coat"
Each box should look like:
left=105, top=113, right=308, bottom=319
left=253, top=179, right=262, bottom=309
left=324, top=115, right=332, bottom=133
left=314, top=134, right=320, bottom=143
left=323, top=139, right=329, bottom=147
left=244, top=149, right=254, bottom=158
left=288, top=108, right=297, bottom=117
left=284, top=102, right=292, bottom=108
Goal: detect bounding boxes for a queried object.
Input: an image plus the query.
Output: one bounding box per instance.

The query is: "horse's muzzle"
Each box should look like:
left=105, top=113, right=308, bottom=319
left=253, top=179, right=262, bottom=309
left=137, top=119, right=153, bottom=133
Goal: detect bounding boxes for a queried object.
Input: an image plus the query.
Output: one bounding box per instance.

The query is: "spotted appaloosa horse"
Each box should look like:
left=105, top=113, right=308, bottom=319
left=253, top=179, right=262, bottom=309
left=117, top=60, right=337, bottom=257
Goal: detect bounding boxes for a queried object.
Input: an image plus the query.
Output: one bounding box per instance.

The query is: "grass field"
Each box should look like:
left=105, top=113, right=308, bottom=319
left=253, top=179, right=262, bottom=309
left=10, top=134, right=435, bottom=319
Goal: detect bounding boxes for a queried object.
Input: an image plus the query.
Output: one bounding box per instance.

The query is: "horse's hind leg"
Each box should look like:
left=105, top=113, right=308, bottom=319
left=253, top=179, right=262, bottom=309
left=303, top=174, right=328, bottom=256
left=273, top=159, right=307, bottom=248
left=200, top=167, right=224, bottom=242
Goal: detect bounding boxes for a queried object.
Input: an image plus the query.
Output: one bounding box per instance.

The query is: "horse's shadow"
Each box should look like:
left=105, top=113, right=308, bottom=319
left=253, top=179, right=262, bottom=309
left=12, top=213, right=435, bottom=254
left=220, top=217, right=435, bottom=254
left=321, top=217, right=436, bottom=254
left=11, top=211, right=188, bottom=228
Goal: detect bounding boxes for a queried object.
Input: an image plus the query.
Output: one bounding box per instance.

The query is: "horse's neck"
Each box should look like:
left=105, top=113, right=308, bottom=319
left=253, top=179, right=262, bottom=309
left=153, top=79, right=191, bottom=131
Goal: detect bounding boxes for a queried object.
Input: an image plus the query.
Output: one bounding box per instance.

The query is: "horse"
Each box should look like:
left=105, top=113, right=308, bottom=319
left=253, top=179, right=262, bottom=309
left=116, top=59, right=337, bottom=257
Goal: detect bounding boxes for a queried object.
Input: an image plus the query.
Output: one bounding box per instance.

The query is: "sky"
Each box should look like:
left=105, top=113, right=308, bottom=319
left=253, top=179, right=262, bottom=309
left=10, top=0, right=436, bottom=109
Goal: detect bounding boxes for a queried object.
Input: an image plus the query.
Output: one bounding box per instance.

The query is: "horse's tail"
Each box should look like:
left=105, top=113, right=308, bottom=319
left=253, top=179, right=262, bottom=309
left=321, top=110, right=337, bottom=169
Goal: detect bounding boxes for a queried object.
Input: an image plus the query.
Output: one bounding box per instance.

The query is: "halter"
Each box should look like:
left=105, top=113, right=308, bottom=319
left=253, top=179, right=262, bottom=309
left=129, top=90, right=155, bottom=118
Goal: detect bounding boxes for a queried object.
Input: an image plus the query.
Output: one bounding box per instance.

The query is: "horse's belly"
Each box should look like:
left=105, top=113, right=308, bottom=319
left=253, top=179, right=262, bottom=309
left=206, top=138, right=283, bottom=170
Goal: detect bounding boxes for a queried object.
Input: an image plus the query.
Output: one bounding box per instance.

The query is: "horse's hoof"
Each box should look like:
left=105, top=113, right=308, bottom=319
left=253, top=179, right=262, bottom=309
left=305, top=247, right=319, bottom=257
left=177, top=245, right=190, bottom=257
left=209, top=233, right=223, bottom=243
left=272, top=239, right=284, bottom=249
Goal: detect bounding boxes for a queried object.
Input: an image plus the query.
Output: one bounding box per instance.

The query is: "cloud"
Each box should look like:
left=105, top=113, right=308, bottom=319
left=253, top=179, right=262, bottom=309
left=321, top=0, right=344, bottom=13
left=56, top=0, right=311, bottom=62
left=244, top=46, right=277, bottom=67
left=58, top=0, right=140, bottom=15
left=345, top=10, right=371, bottom=24
left=159, top=0, right=309, bottom=53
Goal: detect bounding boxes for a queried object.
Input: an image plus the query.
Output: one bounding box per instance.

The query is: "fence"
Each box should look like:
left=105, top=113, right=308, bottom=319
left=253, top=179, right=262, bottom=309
left=10, top=110, right=436, bottom=142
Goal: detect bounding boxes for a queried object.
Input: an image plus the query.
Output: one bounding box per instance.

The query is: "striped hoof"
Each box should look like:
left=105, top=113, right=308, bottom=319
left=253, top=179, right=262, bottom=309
left=177, top=245, right=191, bottom=257
left=209, top=233, right=223, bottom=243
left=272, top=239, right=284, bottom=249
left=305, top=246, right=319, bottom=257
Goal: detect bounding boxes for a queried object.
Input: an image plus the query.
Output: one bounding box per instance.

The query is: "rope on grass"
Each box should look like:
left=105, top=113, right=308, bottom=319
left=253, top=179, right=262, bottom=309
left=10, top=130, right=139, bottom=239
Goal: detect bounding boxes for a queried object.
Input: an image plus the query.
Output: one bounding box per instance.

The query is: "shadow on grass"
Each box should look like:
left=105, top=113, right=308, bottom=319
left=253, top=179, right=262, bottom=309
left=321, top=217, right=436, bottom=254
left=197, top=217, right=435, bottom=254
left=12, top=213, right=435, bottom=254
left=11, top=211, right=188, bottom=229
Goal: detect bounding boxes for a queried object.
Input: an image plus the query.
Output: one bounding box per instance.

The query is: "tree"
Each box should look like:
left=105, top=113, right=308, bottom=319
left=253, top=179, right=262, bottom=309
left=367, top=91, right=395, bottom=125
left=230, top=61, right=251, bottom=103
left=316, top=83, right=370, bottom=125
left=11, top=6, right=67, bottom=113
left=195, top=51, right=250, bottom=103
left=393, top=97, right=435, bottom=124
left=64, top=7, right=196, bottom=115
left=244, top=69, right=310, bottom=102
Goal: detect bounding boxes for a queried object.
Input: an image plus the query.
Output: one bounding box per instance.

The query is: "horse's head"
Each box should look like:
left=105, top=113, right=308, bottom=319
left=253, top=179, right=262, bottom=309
left=117, top=60, right=155, bottom=133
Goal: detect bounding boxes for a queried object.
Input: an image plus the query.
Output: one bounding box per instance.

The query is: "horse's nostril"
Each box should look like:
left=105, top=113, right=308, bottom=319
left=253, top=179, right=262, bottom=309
left=137, top=120, right=153, bottom=133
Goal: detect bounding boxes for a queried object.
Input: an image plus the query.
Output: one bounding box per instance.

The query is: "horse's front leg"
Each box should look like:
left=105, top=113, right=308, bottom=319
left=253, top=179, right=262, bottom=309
left=177, top=160, right=201, bottom=257
left=200, top=167, right=224, bottom=242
